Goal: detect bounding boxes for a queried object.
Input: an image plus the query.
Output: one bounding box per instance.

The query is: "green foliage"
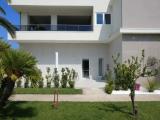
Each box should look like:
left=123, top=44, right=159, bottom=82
left=68, top=69, right=77, bottom=88
left=38, top=77, right=44, bottom=88
left=0, top=39, right=10, bottom=52
left=1, top=49, right=39, bottom=79
left=61, top=68, right=69, bottom=88
left=24, top=77, right=29, bottom=88
left=105, top=84, right=113, bottom=94
left=53, top=68, right=60, bottom=88
left=16, top=79, right=22, bottom=88
left=14, top=88, right=82, bottom=95
left=60, top=68, right=77, bottom=88
left=105, top=71, right=114, bottom=94
left=45, top=67, right=52, bottom=88
left=1, top=102, right=160, bottom=120
left=146, top=78, right=160, bottom=92
left=112, top=50, right=145, bottom=116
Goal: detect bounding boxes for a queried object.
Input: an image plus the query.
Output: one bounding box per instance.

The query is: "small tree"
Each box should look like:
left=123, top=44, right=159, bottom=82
left=113, top=51, right=145, bottom=116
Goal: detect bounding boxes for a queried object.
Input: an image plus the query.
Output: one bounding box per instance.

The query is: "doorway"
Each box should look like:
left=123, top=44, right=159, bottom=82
left=82, top=59, right=89, bottom=78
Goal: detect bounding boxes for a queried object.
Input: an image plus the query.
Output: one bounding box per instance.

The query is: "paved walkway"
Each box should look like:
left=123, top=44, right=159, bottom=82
left=10, top=88, right=160, bottom=102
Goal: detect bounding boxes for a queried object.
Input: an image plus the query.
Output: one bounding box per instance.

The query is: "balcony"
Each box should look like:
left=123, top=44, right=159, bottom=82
left=16, top=24, right=93, bottom=31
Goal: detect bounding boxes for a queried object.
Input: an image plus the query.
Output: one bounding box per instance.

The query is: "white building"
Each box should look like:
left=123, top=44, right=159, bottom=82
left=9, top=0, right=160, bottom=88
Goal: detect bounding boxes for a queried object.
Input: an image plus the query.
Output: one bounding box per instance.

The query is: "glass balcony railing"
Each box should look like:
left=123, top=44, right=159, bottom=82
left=16, top=24, right=93, bottom=31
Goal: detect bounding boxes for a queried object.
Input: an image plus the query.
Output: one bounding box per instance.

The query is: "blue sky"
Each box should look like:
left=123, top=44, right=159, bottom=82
left=0, top=0, right=20, bottom=48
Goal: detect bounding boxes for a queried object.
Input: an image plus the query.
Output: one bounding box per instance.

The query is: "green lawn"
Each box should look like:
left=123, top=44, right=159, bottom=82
left=0, top=102, right=160, bottom=120
left=14, top=88, right=82, bottom=94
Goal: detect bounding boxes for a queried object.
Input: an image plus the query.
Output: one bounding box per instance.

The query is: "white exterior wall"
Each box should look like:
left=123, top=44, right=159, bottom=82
left=111, top=0, right=122, bottom=34
left=9, top=0, right=122, bottom=43
left=20, top=43, right=109, bottom=83
left=108, top=35, right=122, bottom=70
left=122, top=35, right=160, bottom=61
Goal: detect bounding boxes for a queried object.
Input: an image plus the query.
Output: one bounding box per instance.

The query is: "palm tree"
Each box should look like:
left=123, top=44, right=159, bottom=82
left=0, top=0, right=16, bottom=38
left=0, top=47, right=41, bottom=107
left=0, top=38, right=10, bottom=51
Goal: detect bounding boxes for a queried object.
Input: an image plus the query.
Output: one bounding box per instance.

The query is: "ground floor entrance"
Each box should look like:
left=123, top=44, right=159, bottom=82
left=82, top=59, right=89, bottom=78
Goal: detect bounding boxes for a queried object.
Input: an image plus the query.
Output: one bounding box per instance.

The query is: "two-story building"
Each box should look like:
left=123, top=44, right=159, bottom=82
left=9, top=0, right=160, bottom=88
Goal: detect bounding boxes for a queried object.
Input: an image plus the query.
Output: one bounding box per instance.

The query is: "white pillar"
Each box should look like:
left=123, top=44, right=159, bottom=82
left=55, top=51, right=59, bottom=70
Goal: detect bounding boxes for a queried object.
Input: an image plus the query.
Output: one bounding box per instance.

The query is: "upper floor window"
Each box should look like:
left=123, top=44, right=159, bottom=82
left=105, top=14, right=111, bottom=24
left=96, top=13, right=103, bottom=24
left=96, top=13, right=111, bottom=25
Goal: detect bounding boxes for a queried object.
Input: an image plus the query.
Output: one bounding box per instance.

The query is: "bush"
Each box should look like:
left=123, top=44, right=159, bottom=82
left=105, top=71, right=114, bottom=94
left=53, top=68, right=60, bottom=88
left=61, top=68, right=68, bottom=88
left=24, top=78, right=29, bottom=88
left=146, top=78, right=158, bottom=92
left=68, top=69, right=77, bottom=88
left=38, top=78, right=44, bottom=88
left=68, top=80, right=75, bottom=88
left=105, top=84, right=113, bottom=94
left=45, top=67, right=52, bottom=88
left=61, top=68, right=77, bottom=88
left=16, top=79, right=22, bottom=88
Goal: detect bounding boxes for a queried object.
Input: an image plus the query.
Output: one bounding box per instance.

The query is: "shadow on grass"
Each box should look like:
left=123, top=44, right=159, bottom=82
left=96, top=103, right=131, bottom=115
left=0, top=101, right=37, bottom=120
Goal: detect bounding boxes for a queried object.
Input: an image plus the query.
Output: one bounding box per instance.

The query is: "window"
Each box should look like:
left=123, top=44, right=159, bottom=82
left=96, top=13, right=111, bottom=25
left=105, top=14, right=111, bottom=24
left=96, top=13, right=103, bottom=24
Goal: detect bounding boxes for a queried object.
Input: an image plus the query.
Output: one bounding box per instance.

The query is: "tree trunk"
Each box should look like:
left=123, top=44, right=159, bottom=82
left=130, top=89, right=137, bottom=116
left=0, top=77, right=15, bottom=107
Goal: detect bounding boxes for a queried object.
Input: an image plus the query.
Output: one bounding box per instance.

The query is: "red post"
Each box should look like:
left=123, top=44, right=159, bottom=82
left=53, top=89, right=59, bottom=108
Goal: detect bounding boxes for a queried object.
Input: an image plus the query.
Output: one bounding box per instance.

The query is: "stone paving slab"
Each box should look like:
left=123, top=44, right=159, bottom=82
left=10, top=94, right=160, bottom=102
left=9, top=88, right=160, bottom=102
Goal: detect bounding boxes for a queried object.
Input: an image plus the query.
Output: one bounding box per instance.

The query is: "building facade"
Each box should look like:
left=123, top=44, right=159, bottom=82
left=9, top=0, right=160, bottom=88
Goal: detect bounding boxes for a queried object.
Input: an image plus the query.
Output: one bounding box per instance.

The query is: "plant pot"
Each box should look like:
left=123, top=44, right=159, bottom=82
left=135, top=83, right=140, bottom=91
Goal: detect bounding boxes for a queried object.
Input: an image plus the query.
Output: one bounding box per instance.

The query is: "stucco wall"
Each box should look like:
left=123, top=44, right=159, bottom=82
left=20, top=43, right=109, bottom=83
left=122, top=34, right=160, bottom=86
left=122, top=0, right=160, bottom=28
left=122, top=34, right=160, bottom=61
left=111, top=0, right=122, bottom=34
left=108, top=35, right=122, bottom=70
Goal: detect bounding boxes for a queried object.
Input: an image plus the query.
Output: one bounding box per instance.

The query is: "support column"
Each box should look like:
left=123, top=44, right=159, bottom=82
left=55, top=52, right=59, bottom=70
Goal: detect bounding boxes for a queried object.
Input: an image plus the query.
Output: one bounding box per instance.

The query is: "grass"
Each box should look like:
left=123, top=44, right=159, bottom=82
left=14, top=88, right=82, bottom=94
left=0, top=102, right=160, bottom=120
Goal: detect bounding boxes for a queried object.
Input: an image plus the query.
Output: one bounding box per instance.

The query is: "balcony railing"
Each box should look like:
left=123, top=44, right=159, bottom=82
left=16, top=24, right=93, bottom=31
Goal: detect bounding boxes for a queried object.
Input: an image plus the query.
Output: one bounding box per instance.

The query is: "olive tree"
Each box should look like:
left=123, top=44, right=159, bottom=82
left=113, top=51, right=145, bottom=116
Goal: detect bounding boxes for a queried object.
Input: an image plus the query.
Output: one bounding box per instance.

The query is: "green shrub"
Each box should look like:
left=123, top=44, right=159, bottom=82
left=45, top=67, right=52, bottom=88
left=105, top=71, right=114, bottom=94
left=68, top=69, right=77, bottom=88
left=61, top=68, right=68, bottom=88
left=146, top=78, right=158, bottom=92
left=24, top=78, right=29, bottom=88
left=68, top=80, right=75, bottom=88
left=38, top=78, right=44, bottom=88
left=53, top=68, right=60, bottom=88
left=105, top=84, right=113, bottom=94
left=16, top=79, right=22, bottom=88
